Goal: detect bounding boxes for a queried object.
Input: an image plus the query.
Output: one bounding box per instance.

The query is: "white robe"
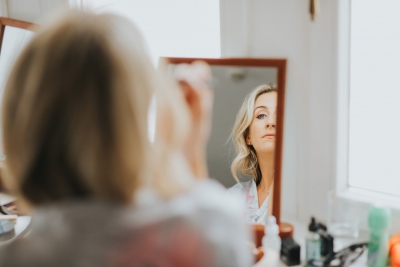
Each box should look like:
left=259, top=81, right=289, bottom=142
left=228, top=179, right=269, bottom=224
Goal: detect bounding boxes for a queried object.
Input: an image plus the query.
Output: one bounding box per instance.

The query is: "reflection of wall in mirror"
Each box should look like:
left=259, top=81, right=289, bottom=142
left=207, top=66, right=277, bottom=188
left=0, top=26, right=34, bottom=158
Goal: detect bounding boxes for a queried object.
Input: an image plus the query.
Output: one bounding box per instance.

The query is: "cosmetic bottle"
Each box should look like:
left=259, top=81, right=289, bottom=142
left=367, top=206, right=391, bottom=267
left=317, top=222, right=334, bottom=258
left=306, top=217, right=321, bottom=261
left=389, top=234, right=400, bottom=267
left=262, top=216, right=281, bottom=250
left=262, top=216, right=281, bottom=266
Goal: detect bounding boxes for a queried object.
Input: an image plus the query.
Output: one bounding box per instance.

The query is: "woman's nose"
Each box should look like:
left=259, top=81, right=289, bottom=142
left=266, top=116, right=276, bottom=128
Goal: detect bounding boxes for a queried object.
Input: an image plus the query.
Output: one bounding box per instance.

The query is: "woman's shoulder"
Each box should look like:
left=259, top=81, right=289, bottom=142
left=137, top=179, right=245, bottom=218
left=227, top=180, right=253, bottom=194
left=168, top=179, right=245, bottom=218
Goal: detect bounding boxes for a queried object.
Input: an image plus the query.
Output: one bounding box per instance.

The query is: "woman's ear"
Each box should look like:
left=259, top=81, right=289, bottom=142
left=246, top=135, right=252, bottom=146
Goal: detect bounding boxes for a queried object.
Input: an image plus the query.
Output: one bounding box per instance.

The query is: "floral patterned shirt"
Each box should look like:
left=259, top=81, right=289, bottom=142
left=227, top=180, right=269, bottom=224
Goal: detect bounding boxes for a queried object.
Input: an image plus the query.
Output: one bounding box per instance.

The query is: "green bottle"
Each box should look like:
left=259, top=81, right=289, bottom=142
left=306, top=217, right=321, bottom=261
left=367, top=206, right=391, bottom=267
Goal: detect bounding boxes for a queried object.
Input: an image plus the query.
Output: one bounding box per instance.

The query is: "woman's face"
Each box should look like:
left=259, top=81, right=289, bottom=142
left=246, top=92, right=277, bottom=155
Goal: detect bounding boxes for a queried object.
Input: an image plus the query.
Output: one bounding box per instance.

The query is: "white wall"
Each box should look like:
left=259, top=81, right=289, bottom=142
left=0, top=0, right=69, bottom=22
left=0, top=1, right=8, bottom=16
left=87, top=0, right=221, bottom=63
left=305, top=0, right=337, bottom=223
left=220, top=0, right=338, bottom=223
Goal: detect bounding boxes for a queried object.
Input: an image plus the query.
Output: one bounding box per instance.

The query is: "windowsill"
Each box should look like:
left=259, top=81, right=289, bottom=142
left=339, top=187, right=400, bottom=212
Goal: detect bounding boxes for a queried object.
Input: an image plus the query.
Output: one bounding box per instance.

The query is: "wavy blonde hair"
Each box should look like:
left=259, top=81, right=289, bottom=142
left=1, top=11, right=191, bottom=208
left=230, top=84, right=277, bottom=185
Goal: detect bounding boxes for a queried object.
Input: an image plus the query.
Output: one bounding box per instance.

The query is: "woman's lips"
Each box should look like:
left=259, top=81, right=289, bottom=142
left=262, top=134, right=275, bottom=138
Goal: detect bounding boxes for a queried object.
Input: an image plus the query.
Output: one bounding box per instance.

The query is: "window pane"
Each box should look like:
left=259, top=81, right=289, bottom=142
left=349, top=0, right=400, bottom=196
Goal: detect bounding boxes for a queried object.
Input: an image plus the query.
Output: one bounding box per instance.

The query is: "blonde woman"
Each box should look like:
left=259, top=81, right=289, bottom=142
left=0, top=11, right=252, bottom=267
left=228, top=85, right=277, bottom=224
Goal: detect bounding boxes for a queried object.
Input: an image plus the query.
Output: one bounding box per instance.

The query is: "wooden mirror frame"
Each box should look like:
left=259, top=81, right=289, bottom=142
left=164, top=57, right=287, bottom=224
left=0, top=17, right=36, bottom=54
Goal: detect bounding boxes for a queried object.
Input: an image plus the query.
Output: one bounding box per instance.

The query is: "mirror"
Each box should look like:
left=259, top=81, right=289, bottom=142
left=0, top=18, right=35, bottom=95
left=164, top=58, right=286, bottom=224
left=0, top=18, right=36, bottom=186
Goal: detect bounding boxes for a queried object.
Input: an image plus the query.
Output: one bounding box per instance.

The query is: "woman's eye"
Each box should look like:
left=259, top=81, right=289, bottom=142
left=256, top=114, right=267, bottom=119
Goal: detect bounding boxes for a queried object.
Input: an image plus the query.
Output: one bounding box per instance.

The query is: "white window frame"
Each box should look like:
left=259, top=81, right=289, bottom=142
left=335, top=0, right=400, bottom=211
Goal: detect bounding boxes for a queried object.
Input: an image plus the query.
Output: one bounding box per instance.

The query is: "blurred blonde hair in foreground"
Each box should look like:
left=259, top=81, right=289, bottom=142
left=1, top=10, right=192, bottom=209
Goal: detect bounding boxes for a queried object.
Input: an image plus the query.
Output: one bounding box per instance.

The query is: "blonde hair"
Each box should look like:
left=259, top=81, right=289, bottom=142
left=230, top=84, right=277, bottom=185
left=2, top=11, right=191, bottom=207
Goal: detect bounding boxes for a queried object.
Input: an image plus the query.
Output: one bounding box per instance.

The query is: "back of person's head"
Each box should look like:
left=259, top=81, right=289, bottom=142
left=1, top=11, right=159, bottom=207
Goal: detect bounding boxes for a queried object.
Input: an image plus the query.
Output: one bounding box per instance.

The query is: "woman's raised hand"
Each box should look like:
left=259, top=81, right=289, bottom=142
left=174, top=61, right=214, bottom=179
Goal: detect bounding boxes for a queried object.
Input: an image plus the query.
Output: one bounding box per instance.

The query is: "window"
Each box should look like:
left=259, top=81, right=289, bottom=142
left=341, top=0, right=400, bottom=206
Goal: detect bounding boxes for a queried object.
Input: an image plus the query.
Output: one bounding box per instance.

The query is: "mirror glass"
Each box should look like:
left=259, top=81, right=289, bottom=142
left=168, top=64, right=278, bottom=188
left=207, top=66, right=277, bottom=188
left=0, top=26, right=34, bottom=159
left=167, top=58, right=286, bottom=224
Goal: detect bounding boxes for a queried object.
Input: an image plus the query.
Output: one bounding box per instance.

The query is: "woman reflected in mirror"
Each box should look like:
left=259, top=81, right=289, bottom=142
left=228, top=84, right=277, bottom=224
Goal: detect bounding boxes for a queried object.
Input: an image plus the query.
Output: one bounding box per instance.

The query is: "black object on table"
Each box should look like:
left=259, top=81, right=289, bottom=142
left=281, top=237, right=301, bottom=266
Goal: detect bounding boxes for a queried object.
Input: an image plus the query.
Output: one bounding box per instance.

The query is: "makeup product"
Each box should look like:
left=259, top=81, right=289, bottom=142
left=262, top=216, right=281, bottom=266
left=306, top=217, right=321, bottom=261
left=389, top=234, right=400, bottom=267
left=262, top=216, right=281, bottom=251
left=367, top=206, right=391, bottom=267
left=317, top=222, right=334, bottom=258
left=281, top=237, right=301, bottom=266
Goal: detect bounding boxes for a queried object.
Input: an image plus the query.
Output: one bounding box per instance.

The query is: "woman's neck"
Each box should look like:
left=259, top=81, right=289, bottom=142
left=257, top=151, right=275, bottom=191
